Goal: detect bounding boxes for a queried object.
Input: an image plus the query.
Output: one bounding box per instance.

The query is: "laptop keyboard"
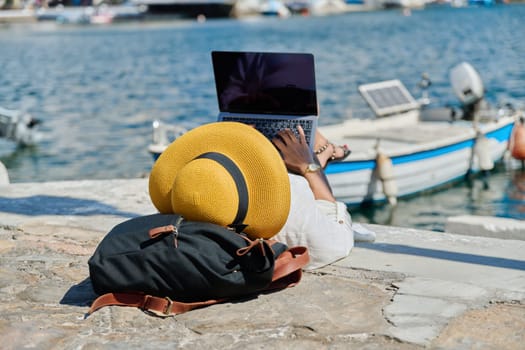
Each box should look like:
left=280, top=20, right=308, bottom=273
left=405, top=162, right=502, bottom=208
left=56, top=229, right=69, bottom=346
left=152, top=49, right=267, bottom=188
left=221, top=116, right=314, bottom=146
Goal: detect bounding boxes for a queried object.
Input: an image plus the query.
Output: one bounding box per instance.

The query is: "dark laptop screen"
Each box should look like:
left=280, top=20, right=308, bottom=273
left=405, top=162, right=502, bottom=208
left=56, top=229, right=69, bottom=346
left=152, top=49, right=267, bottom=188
left=212, top=51, right=318, bottom=116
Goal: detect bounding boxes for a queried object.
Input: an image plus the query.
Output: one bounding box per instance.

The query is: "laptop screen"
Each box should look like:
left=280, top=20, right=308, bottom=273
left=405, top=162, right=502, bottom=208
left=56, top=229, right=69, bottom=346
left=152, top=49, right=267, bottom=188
left=212, top=51, right=318, bottom=116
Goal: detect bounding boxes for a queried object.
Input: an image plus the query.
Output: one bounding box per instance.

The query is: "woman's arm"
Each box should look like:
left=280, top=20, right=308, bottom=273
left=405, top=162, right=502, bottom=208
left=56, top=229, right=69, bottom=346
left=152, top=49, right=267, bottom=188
left=272, top=126, right=335, bottom=202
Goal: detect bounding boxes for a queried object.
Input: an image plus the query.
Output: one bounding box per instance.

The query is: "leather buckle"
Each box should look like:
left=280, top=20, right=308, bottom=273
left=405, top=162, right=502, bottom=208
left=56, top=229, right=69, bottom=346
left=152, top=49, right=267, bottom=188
left=143, top=295, right=174, bottom=318
left=163, top=297, right=173, bottom=316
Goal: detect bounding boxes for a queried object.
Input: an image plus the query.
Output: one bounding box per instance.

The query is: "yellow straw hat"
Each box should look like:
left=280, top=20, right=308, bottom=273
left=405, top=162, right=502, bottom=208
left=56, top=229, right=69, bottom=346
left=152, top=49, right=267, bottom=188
left=148, top=122, right=291, bottom=239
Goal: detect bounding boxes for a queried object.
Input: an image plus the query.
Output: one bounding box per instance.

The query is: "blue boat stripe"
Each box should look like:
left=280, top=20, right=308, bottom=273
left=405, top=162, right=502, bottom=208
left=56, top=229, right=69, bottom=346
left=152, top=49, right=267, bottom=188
left=325, top=123, right=513, bottom=175
left=393, top=139, right=475, bottom=165
left=487, top=123, right=514, bottom=141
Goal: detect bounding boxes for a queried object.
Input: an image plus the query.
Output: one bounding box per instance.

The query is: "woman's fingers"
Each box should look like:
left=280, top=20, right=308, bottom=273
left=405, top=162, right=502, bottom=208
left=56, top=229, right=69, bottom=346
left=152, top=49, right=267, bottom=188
left=276, top=126, right=307, bottom=145
left=296, top=124, right=307, bottom=144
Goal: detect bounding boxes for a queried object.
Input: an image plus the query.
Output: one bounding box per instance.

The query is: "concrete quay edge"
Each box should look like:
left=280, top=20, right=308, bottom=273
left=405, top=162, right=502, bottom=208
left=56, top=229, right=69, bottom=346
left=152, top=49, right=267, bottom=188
left=445, top=214, right=525, bottom=240
left=0, top=178, right=524, bottom=349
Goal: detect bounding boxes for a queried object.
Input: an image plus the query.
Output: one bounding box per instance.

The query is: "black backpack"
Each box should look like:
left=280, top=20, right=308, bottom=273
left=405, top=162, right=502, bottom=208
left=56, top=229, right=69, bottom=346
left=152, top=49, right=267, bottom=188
left=87, top=213, right=309, bottom=317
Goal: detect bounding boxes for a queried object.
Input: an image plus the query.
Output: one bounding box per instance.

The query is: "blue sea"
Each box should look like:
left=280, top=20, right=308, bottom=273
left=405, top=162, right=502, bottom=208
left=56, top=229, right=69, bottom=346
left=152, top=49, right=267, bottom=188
left=1, top=4, right=524, bottom=231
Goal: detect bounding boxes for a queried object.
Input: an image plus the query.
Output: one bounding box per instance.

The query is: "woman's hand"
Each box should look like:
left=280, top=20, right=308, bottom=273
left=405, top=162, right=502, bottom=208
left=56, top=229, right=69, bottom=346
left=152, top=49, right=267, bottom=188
left=272, top=125, right=315, bottom=175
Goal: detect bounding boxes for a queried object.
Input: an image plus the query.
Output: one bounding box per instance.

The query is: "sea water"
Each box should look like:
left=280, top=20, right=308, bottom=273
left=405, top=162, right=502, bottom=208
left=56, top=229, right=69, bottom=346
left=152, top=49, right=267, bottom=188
left=1, top=4, right=524, bottom=231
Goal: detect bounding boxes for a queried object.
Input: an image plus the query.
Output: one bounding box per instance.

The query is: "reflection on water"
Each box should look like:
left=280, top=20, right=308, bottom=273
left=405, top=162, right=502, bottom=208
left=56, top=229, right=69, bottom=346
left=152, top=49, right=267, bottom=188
left=503, top=168, right=525, bottom=218
left=351, top=165, right=525, bottom=232
left=0, top=142, right=40, bottom=176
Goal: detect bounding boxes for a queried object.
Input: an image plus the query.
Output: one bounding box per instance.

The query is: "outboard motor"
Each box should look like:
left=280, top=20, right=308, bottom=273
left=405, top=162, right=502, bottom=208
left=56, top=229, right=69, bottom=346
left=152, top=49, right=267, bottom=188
left=0, top=107, right=40, bottom=146
left=449, top=62, right=485, bottom=120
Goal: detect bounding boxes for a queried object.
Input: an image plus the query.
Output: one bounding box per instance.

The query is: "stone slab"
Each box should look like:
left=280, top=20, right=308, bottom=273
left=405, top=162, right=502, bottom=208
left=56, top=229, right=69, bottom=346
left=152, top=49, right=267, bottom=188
left=445, top=214, right=525, bottom=240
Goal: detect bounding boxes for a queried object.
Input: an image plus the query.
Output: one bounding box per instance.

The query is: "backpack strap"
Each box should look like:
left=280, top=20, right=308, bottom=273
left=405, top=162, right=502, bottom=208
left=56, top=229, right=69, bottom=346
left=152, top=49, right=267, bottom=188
left=87, top=292, right=223, bottom=318
left=87, top=246, right=309, bottom=317
left=269, top=246, right=309, bottom=290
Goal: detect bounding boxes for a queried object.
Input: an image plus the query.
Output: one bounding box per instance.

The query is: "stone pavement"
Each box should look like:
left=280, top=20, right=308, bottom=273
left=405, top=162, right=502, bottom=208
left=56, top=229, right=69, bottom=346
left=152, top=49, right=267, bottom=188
left=0, top=179, right=524, bottom=349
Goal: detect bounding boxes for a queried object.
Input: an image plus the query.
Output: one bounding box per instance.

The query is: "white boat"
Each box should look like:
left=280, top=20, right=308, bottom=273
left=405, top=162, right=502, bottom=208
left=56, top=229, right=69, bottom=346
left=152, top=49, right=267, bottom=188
left=0, top=106, right=40, bottom=146
left=0, top=106, right=41, bottom=185
left=232, top=0, right=291, bottom=17
left=321, top=105, right=518, bottom=206
left=380, top=0, right=427, bottom=8
left=260, top=0, right=292, bottom=16
left=147, top=62, right=524, bottom=207
left=36, top=4, right=146, bottom=24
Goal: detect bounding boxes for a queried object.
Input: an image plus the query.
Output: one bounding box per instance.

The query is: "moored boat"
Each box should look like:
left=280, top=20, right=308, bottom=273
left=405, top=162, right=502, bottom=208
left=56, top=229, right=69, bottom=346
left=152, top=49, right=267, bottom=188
left=320, top=62, right=522, bottom=206
left=320, top=108, right=517, bottom=206
left=260, top=0, right=291, bottom=16
left=0, top=106, right=41, bottom=185
left=0, top=106, right=40, bottom=146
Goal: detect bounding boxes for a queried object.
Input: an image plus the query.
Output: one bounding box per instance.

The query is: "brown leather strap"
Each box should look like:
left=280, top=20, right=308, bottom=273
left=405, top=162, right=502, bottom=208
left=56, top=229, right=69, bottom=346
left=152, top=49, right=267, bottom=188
left=88, top=292, right=222, bottom=317
left=148, top=225, right=175, bottom=239
left=268, top=246, right=309, bottom=291
left=272, top=246, right=309, bottom=282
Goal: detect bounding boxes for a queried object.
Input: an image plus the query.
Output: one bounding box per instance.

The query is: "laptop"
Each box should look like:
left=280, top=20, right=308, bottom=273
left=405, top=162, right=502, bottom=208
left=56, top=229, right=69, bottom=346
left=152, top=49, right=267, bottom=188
left=212, top=51, right=319, bottom=149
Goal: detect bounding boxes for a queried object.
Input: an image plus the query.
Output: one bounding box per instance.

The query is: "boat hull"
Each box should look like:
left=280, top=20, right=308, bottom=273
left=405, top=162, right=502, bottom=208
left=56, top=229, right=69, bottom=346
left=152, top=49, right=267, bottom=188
left=323, top=115, right=515, bottom=206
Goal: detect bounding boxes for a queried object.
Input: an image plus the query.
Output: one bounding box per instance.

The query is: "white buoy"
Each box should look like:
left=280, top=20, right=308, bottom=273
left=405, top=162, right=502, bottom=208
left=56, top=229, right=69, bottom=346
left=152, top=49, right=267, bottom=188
left=0, top=161, right=9, bottom=186
left=376, top=152, right=398, bottom=206
left=474, top=133, right=494, bottom=171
